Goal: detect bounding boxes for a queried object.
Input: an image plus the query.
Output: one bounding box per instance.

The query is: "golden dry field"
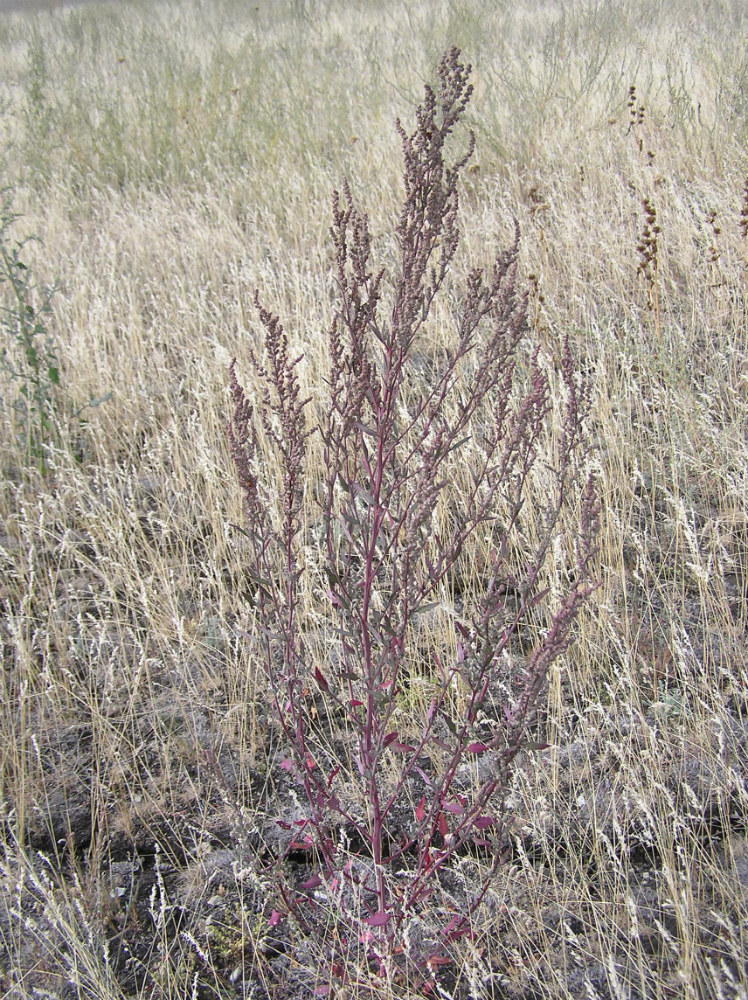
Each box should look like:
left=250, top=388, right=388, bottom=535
left=0, top=1, right=746, bottom=998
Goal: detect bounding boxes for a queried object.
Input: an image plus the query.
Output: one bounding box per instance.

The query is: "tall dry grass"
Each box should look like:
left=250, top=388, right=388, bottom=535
left=0, top=1, right=746, bottom=998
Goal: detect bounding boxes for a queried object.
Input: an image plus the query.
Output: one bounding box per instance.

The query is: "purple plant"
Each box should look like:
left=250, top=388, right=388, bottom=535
left=228, top=48, right=598, bottom=991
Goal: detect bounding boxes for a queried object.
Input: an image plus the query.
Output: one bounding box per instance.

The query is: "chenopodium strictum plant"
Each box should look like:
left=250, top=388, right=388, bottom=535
left=228, top=48, right=599, bottom=988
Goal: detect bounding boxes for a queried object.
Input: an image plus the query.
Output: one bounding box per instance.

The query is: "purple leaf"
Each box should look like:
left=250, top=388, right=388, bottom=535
left=415, top=763, right=434, bottom=786
left=426, top=953, right=452, bottom=969
left=326, top=588, right=344, bottom=608
left=289, top=839, right=312, bottom=850
left=467, top=741, right=489, bottom=753
left=352, top=482, right=376, bottom=506
left=443, top=914, right=469, bottom=941
left=365, top=910, right=391, bottom=927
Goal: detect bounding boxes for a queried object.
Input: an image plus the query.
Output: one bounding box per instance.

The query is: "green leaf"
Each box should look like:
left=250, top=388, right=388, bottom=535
left=413, top=602, right=440, bottom=616
left=442, top=713, right=456, bottom=735
left=445, top=434, right=471, bottom=456
left=378, top=615, right=396, bottom=637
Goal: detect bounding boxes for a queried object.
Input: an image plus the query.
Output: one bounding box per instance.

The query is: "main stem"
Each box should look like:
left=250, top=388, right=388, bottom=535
left=361, top=345, right=398, bottom=915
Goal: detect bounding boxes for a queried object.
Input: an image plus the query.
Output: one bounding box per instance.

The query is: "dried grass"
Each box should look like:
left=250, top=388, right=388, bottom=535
left=0, top=1, right=746, bottom=998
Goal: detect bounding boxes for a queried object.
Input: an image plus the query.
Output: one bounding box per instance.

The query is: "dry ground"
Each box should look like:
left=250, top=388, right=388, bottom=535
left=0, top=1, right=746, bottom=998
